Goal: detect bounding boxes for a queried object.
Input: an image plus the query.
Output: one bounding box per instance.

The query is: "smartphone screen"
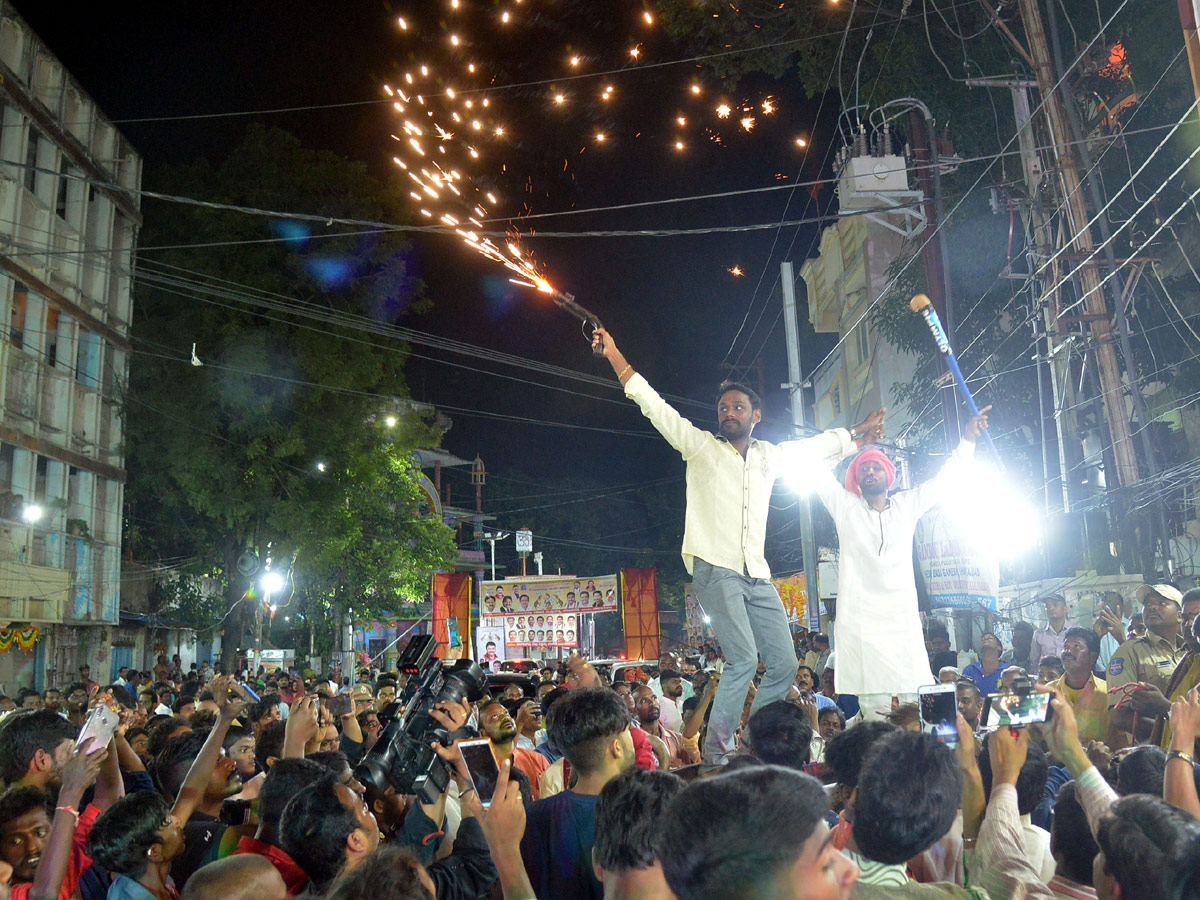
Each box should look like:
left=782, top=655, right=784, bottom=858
left=458, top=739, right=501, bottom=807
left=917, top=685, right=959, bottom=748
left=76, top=704, right=119, bottom=753
left=983, top=690, right=1054, bottom=728
left=326, top=695, right=350, bottom=718
left=448, top=618, right=461, bottom=648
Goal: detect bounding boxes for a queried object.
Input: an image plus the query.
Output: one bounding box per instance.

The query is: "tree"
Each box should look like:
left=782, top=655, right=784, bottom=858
left=125, top=125, right=456, bottom=670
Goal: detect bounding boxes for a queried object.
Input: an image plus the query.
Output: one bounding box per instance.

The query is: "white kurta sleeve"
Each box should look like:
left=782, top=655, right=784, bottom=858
left=910, top=438, right=977, bottom=516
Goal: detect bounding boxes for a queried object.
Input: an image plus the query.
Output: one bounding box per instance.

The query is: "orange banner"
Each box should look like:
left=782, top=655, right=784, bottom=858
left=431, top=573, right=472, bottom=659
left=620, top=568, right=660, bottom=661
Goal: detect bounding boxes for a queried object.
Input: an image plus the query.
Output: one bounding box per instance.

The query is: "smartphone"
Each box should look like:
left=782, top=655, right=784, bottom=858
left=447, top=618, right=461, bottom=648
left=457, top=738, right=501, bottom=807
left=76, top=703, right=119, bottom=754
left=982, top=690, right=1055, bottom=729
left=917, top=683, right=959, bottom=748
left=229, top=682, right=260, bottom=702
left=238, top=682, right=261, bottom=702
left=326, top=694, right=351, bottom=718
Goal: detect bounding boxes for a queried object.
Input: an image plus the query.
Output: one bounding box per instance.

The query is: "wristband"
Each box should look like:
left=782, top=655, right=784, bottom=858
left=618, top=364, right=632, bottom=380
left=1167, top=749, right=1197, bottom=766
left=55, top=805, right=79, bottom=820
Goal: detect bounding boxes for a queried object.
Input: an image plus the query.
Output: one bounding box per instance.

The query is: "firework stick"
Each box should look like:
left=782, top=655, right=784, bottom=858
left=551, top=289, right=606, bottom=357
left=909, top=293, right=1000, bottom=461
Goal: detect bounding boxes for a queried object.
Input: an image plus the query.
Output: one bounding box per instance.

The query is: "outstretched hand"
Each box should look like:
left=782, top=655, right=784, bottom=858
left=964, top=405, right=992, bottom=442
left=850, top=408, right=886, bottom=446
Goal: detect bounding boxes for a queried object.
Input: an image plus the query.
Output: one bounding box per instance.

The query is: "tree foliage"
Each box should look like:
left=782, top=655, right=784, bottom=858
left=125, top=126, right=457, bottom=664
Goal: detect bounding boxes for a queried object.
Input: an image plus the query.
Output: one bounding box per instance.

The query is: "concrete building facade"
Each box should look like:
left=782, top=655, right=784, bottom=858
left=800, top=147, right=925, bottom=438
left=0, top=4, right=140, bottom=692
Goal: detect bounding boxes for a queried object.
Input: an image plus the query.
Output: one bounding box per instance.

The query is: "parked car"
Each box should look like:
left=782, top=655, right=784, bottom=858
left=590, top=658, right=656, bottom=685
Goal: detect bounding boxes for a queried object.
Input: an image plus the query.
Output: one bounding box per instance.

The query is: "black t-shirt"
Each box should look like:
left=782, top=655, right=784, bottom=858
left=519, top=791, right=601, bottom=900
left=169, top=812, right=227, bottom=887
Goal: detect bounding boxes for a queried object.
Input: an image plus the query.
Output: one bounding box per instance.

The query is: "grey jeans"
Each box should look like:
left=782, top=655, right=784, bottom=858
left=693, top=559, right=798, bottom=765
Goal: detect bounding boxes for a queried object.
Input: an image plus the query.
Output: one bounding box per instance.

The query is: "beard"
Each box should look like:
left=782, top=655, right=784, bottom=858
left=720, top=419, right=750, bottom=442
left=490, top=724, right=518, bottom=744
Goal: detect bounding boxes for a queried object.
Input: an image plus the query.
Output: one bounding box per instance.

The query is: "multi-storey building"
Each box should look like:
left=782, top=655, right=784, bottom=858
left=0, top=4, right=139, bottom=690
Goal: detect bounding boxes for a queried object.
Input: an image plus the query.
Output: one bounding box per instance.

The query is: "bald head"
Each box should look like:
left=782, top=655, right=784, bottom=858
left=181, top=855, right=287, bottom=900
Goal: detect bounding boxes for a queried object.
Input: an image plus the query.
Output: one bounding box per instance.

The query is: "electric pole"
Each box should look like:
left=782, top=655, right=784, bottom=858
left=780, top=261, right=819, bottom=630
left=1017, top=0, right=1142, bottom=494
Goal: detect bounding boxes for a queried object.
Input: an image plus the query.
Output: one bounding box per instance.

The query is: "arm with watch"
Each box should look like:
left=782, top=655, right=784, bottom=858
left=398, top=701, right=481, bottom=864
left=1165, top=687, right=1200, bottom=818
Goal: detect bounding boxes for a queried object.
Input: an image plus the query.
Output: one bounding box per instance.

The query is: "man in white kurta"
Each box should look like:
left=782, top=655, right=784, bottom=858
left=591, top=326, right=885, bottom=764
left=811, top=408, right=989, bottom=717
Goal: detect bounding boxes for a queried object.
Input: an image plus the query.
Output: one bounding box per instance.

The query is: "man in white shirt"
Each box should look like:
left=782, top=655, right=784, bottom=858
left=810, top=407, right=989, bottom=717
left=593, top=326, right=883, bottom=766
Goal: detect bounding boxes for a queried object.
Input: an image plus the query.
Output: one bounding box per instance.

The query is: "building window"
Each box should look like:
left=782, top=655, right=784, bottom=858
left=23, top=129, right=38, bottom=194
left=45, top=306, right=58, bottom=367
left=10, top=282, right=26, bottom=348
left=856, top=325, right=871, bottom=367
left=55, top=159, right=69, bottom=219
left=832, top=384, right=842, bottom=417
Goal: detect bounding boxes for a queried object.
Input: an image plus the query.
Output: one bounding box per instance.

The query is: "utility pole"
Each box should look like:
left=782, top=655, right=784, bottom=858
left=1179, top=0, right=1200, bottom=108
left=967, top=75, right=1078, bottom=514
left=780, top=261, right=819, bottom=623
left=1017, top=0, right=1141, bottom=495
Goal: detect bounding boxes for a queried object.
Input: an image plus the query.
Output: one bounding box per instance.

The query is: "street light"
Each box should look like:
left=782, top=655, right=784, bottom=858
left=21, top=504, right=43, bottom=524
left=261, top=571, right=285, bottom=594
left=385, top=415, right=397, bottom=428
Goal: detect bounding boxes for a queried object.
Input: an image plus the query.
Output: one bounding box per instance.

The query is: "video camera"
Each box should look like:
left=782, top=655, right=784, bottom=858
left=354, top=634, right=485, bottom=803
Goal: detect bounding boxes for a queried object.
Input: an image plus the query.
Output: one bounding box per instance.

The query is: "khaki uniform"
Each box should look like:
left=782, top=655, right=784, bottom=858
left=1105, top=633, right=1185, bottom=700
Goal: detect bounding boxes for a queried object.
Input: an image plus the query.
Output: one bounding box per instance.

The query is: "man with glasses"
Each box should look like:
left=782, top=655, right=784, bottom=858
left=1106, top=583, right=1187, bottom=742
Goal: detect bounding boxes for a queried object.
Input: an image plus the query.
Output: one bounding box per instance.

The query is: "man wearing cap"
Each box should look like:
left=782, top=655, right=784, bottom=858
left=810, top=407, right=991, bottom=718
left=350, top=683, right=373, bottom=716
left=1107, top=583, right=1187, bottom=742
left=591, top=325, right=884, bottom=766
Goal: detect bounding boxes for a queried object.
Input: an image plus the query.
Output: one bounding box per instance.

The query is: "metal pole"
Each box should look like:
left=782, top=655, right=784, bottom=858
left=1179, top=0, right=1200, bottom=109
left=780, top=261, right=820, bottom=618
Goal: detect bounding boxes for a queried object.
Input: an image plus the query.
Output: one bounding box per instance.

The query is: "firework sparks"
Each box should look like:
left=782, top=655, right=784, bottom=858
left=383, top=3, right=813, bottom=305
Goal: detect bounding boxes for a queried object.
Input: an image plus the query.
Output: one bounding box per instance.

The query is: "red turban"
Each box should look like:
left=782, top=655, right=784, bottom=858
left=845, top=448, right=896, bottom=496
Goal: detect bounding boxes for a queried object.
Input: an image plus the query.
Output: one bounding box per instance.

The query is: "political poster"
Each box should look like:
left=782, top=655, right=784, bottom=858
left=481, top=575, right=616, bottom=649
left=475, top=624, right=506, bottom=672
left=915, top=507, right=999, bottom=611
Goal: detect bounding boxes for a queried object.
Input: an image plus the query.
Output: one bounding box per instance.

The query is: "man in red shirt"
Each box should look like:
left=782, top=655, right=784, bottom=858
left=2, top=739, right=115, bottom=900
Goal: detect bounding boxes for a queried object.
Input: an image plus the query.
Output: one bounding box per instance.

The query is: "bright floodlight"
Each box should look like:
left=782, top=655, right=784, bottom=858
left=21, top=504, right=43, bottom=524
left=940, top=461, right=1039, bottom=559
left=385, top=415, right=397, bottom=428
left=316, top=461, right=327, bottom=472
left=261, top=571, right=285, bottom=593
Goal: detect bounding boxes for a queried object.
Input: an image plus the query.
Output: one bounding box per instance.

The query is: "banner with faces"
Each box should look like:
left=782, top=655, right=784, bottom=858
left=481, top=575, right=617, bottom=648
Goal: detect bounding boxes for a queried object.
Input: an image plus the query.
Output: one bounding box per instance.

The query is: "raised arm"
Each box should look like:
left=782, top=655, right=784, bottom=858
left=911, top=406, right=988, bottom=515
left=170, top=675, right=245, bottom=825
left=805, top=408, right=886, bottom=514
left=1165, top=687, right=1200, bottom=818
left=26, top=746, right=106, bottom=900
left=592, top=326, right=707, bottom=458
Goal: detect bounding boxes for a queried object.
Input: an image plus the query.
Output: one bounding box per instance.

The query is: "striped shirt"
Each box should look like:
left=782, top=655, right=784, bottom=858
left=842, top=848, right=909, bottom=886
left=1047, top=875, right=1098, bottom=899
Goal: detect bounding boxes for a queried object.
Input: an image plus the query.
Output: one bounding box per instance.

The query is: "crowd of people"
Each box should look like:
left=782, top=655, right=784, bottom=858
left=0, top=337, right=1198, bottom=898
left=0, top=602, right=1194, bottom=900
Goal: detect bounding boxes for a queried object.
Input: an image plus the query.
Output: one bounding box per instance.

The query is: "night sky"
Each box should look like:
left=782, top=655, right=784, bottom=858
left=16, top=1, right=843, bottom=496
